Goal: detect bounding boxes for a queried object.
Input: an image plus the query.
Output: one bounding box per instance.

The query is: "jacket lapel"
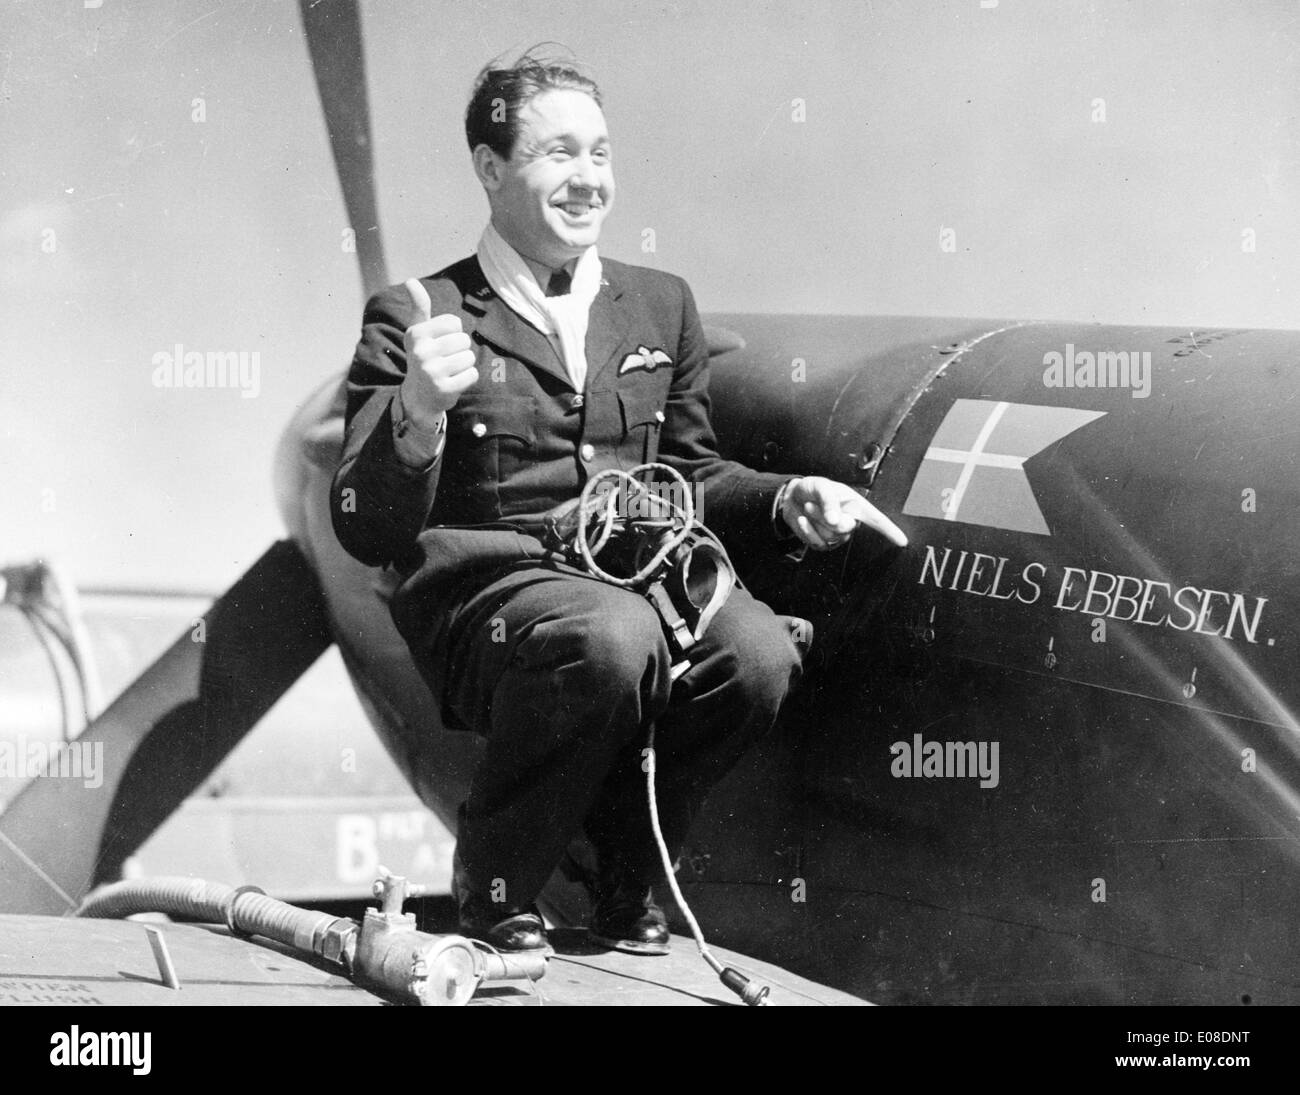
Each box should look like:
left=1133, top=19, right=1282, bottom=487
left=460, top=256, right=637, bottom=393
left=584, top=269, right=635, bottom=392
left=461, top=260, right=570, bottom=387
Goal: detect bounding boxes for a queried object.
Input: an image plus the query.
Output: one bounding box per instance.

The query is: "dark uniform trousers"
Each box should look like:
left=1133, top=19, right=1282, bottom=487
left=331, top=254, right=804, bottom=911
left=443, top=559, right=801, bottom=906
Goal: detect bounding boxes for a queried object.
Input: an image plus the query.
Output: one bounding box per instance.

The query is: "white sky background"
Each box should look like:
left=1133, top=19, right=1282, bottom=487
left=1, top=0, right=1297, bottom=592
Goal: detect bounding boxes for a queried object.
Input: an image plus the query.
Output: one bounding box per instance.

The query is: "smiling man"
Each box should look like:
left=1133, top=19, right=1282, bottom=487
left=331, top=50, right=906, bottom=956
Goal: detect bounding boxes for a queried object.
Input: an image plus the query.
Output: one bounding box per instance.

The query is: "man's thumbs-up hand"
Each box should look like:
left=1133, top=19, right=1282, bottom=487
left=399, top=278, right=479, bottom=423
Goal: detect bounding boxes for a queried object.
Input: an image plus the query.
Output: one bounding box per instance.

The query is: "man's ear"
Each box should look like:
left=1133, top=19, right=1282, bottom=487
left=472, top=144, right=504, bottom=192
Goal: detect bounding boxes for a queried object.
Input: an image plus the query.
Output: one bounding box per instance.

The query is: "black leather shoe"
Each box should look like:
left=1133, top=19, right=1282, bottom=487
left=589, top=865, right=671, bottom=956
left=452, top=853, right=552, bottom=955
left=459, top=907, right=552, bottom=955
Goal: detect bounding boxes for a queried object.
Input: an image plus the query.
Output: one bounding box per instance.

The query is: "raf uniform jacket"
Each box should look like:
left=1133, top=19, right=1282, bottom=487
left=330, top=255, right=793, bottom=695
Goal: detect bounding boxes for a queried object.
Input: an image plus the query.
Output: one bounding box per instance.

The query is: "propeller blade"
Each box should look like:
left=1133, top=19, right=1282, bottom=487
left=298, top=0, right=389, bottom=298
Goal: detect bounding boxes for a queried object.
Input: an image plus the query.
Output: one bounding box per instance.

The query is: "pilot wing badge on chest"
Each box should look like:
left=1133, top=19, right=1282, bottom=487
left=618, top=345, right=673, bottom=376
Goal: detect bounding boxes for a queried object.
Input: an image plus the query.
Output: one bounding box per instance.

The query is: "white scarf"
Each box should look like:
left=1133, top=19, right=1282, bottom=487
left=476, top=221, right=603, bottom=393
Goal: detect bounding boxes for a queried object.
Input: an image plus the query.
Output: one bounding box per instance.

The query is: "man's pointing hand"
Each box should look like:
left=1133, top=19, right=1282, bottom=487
left=779, top=476, right=908, bottom=551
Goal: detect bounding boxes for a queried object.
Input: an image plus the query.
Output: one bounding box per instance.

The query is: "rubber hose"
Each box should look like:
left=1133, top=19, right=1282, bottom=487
left=77, top=876, right=235, bottom=922
left=77, top=877, right=346, bottom=960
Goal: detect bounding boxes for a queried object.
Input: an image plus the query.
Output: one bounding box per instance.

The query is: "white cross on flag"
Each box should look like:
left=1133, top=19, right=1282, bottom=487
left=902, top=399, right=1106, bottom=535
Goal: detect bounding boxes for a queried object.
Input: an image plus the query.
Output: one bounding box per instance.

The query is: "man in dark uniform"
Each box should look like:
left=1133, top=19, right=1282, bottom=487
left=331, top=52, right=906, bottom=955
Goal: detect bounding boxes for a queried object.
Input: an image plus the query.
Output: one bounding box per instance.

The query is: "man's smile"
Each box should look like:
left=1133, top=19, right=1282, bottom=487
left=554, top=198, right=602, bottom=220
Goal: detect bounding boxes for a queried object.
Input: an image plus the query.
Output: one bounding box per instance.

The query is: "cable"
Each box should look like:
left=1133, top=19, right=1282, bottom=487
left=644, top=723, right=772, bottom=1007
left=4, top=559, right=104, bottom=739
left=560, top=465, right=771, bottom=1004
left=572, top=464, right=696, bottom=588
left=37, top=559, right=106, bottom=723
left=17, top=607, right=72, bottom=742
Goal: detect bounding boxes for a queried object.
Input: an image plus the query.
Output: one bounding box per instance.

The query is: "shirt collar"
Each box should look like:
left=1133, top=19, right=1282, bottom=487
left=483, top=221, right=586, bottom=290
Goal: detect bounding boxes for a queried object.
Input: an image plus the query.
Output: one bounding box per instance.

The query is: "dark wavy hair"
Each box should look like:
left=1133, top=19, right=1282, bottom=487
left=465, top=46, right=602, bottom=159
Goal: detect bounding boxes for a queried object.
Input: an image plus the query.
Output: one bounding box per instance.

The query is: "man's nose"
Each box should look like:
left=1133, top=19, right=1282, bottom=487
left=568, top=155, right=601, bottom=191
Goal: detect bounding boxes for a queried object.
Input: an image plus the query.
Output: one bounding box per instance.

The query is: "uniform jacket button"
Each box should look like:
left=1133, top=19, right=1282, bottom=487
left=580, top=443, right=596, bottom=462
left=570, top=394, right=584, bottom=409
left=471, top=422, right=487, bottom=438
